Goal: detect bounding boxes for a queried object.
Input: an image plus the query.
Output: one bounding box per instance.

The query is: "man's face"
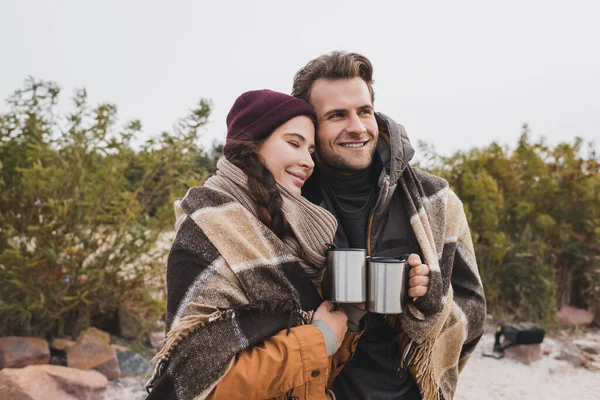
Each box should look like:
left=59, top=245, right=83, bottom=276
left=309, top=77, right=378, bottom=172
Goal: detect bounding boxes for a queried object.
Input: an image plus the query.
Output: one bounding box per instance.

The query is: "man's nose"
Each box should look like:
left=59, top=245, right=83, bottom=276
left=346, top=113, right=367, bottom=136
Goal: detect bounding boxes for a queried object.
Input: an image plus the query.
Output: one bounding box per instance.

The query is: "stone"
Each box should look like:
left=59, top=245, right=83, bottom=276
left=0, top=337, right=50, bottom=369
left=502, top=341, right=543, bottom=365
left=556, top=305, right=594, bottom=326
left=67, top=327, right=121, bottom=380
left=555, top=343, right=587, bottom=367
left=573, top=339, right=600, bottom=355
left=117, top=351, right=150, bottom=375
left=50, top=338, right=76, bottom=352
left=148, top=331, right=166, bottom=349
left=118, top=305, right=144, bottom=339
left=541, top=338, right=557, bottom=356
left=93, top=356, right=121, bottom=381
left=588, top=359, right=600, bottom=372
left=0, top=364, right=107, bottom=400
left=111, top=344, right=130, bottom=353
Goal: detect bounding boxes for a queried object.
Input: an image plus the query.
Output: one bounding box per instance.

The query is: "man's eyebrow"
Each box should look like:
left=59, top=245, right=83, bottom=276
left=322, top=108, right=346, bottom=118
left=358, top=104, right=374, bottom=111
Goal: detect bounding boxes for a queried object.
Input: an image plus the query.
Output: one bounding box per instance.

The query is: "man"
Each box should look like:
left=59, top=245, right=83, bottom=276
left=293, top=52, right=486, bottom=400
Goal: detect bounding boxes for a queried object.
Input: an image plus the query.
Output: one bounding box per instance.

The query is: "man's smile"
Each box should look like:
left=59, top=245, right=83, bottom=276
left=338, top=140, right=369, bottom=148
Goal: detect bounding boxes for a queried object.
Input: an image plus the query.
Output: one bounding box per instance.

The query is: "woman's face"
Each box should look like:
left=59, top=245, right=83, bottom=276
left=256, top=115, right=316, bottom=195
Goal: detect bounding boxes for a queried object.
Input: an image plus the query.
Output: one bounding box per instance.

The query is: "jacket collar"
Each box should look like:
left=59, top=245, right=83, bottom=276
left=374, top=111, right=415, bottom=184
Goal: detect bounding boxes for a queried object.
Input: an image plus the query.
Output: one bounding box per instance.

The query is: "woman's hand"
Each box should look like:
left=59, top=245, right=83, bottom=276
left=312, top=300, right=348, bottom=352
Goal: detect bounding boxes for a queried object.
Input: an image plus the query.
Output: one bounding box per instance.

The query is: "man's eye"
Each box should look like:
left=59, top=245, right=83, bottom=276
left=360, top=108, right=373, bottom=115
left=329, top=112, right=344, bottom=119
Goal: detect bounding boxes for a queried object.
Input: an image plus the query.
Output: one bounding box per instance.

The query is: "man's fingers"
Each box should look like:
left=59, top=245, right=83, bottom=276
left=409, top=275, right=429, bottom=288
left=407, top=253, right=421, bottom=266
left=409, top=263, right=430, bottom=278
left=408, top=286, right=428, bottom=298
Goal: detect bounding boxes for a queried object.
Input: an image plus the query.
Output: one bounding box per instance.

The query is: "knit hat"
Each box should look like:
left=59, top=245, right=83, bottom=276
left=224, top=90, right=316, bottom=153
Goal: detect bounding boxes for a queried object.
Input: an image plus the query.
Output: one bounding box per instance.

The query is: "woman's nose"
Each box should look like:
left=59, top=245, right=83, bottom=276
left=300, top=150, right=315, bottom=170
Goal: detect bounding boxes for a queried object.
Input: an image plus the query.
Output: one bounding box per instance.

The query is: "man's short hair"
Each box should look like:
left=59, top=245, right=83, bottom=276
left=292, top=51, right=375, bottom=104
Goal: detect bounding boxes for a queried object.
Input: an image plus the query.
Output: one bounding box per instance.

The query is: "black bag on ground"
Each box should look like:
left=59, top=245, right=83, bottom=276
left=483, top=322, right=546, bottom=359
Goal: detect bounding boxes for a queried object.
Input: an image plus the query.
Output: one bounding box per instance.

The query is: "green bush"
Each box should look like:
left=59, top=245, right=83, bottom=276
left=0, top=78, right=215, bottom=337
left=421, top=126, right=600, bottom=323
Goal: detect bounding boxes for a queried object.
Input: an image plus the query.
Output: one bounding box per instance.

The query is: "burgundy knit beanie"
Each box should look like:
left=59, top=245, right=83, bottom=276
left=224, top=89, right=316, bottom=154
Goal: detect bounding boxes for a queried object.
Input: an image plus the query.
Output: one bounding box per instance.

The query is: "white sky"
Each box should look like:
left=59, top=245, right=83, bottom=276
left=1, top=0, right=599, bottom=158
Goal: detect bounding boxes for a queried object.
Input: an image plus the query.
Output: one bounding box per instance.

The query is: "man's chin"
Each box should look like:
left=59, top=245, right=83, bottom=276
left=337, top=161, right=372, bottom=173
left=323, top=158, right=372, bottom=173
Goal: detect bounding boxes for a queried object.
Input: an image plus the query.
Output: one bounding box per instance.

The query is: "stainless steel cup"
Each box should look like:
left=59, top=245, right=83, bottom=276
left=326, top=248, right=367, bottom=303
left=367, top=256, right=409, bottom=314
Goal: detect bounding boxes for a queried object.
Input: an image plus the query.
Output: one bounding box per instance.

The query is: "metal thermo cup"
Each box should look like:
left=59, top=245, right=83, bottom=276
left=367, top=256, right=409, bottom=314
left=326, top=248, right=367, bottom=303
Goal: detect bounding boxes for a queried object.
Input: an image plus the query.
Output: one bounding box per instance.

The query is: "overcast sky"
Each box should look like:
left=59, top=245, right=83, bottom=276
left=1, top=0, right=599, bottom=158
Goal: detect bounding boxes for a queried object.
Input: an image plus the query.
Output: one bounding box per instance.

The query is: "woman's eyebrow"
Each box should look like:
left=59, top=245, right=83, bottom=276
left=284, top=132, right=306, bottom=142
left=284, top=133, right=315, bottom=149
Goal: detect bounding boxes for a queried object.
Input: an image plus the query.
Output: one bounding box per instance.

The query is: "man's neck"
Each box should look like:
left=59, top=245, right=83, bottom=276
left=320, top=163, right=373, bottom=193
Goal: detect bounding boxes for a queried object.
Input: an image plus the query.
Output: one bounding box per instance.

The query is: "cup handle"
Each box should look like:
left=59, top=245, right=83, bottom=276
left=402, top=256, right=411, bottom=304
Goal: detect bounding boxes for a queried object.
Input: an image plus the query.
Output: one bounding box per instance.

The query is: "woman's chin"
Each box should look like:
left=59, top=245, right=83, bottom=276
left=282, top=182, right=302, bottom=196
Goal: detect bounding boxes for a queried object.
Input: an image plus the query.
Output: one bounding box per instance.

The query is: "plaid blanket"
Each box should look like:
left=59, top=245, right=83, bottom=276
left=146, top=186, right=327, bottom=400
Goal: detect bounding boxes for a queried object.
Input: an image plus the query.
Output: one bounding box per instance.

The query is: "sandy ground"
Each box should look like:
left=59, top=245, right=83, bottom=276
left=455, top=332, right=600, bottom=400
left=103, top=376, right=147, bottom=400
left=103, top=332, right=600, bottom=400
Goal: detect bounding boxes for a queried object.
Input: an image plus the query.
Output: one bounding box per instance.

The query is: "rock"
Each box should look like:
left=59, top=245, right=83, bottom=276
left=49, top=352, right=67, bottom=367
left=502, top=342, right=543, bottom=365
left=0, top=337, right=50, bottom=369
left=50, top=338, right=76, bottom=352
left=541, top=338, right=558, bottom=356
left=93, top=356, right=121, bottom=381
left=148, top=331, right=166, bottom=349
left=0, top=364, right=107, bottom=400
left=573, top=339, right=600, bottom=355
left=111, top=344, right=130, bottom=353
left=117, top=351, right=150, bottom=376
left=588, top=359, right=600, bottom=372
left=67, top=327, right=120, bottom=380
left=555, top=343, right=588, bottom=367
left=118, top=305, right=144, bottom=339
left=556, top=306, right=594, bottom=326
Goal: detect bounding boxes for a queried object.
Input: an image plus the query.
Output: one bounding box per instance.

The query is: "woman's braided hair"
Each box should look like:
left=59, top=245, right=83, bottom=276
left=223, top=140, right=292, bottom=240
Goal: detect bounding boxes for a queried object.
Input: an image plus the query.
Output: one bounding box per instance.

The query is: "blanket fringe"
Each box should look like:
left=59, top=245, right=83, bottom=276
left=153, top=306, right=222, bottom=363
left=409, top=335, right=440, bottom=400
left=146, top=299, right=311, bottom=393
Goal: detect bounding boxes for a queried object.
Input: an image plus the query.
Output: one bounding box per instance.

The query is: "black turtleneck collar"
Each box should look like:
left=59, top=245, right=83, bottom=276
left=319, top=160, right=378, bottom=198
left=314, top=155, right=383, bottom=249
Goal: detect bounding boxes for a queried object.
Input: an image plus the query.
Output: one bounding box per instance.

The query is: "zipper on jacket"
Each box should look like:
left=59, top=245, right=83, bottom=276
left=366, top=210, right=375, bottom=256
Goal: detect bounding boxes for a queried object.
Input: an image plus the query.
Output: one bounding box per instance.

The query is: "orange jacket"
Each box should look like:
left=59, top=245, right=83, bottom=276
left=207, top=324, right=364, bottom=399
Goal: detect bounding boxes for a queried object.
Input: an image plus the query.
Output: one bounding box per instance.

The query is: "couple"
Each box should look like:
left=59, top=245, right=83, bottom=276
left=146, top=52, right=486, bottom=400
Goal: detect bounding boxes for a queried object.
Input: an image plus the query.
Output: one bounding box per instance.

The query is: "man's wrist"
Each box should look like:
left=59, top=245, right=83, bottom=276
left=339, top=303, right=367, bottom=331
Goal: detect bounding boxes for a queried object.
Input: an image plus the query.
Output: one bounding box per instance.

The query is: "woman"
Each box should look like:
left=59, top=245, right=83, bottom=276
left=146, top=90, right=358, bottom=400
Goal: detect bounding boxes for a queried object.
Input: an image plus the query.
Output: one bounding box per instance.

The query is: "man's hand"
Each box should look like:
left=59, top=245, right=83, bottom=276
left=338, top=303, right=367, bottom=331
left=407, top=254, right=430, bottom=299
